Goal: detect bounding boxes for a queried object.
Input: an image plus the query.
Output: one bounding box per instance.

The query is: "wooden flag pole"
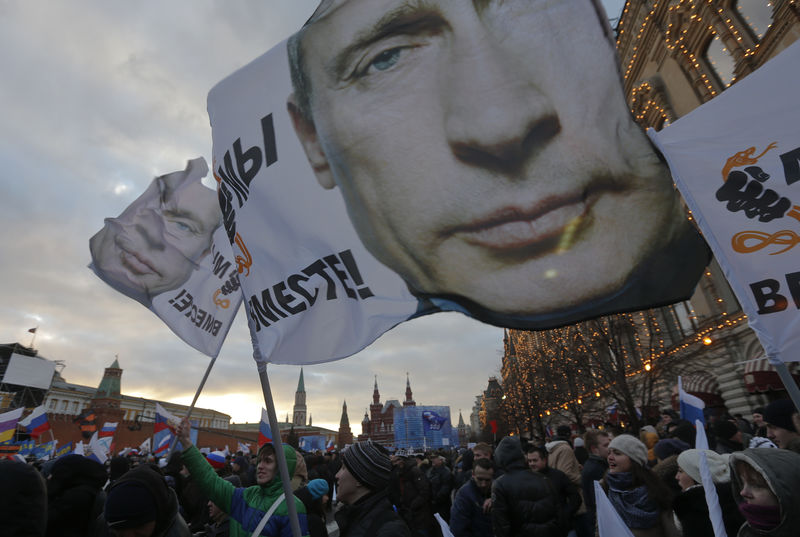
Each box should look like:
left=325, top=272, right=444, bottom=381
left=167, top=354, right=218, bottom=458
left=258, top=364, right=302, bottom=537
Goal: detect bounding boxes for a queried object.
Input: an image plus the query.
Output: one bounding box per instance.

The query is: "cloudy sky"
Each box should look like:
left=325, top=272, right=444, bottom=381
left=0, top=0, right=627, bottom=432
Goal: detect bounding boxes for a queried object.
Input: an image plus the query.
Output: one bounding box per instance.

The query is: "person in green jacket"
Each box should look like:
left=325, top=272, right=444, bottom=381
left=176, top=418, right=309, bottom=537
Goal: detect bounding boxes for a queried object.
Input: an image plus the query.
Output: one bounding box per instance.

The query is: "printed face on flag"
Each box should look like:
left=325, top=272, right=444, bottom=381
left=285, top=0, right=707, bottom=325
left=90, top=158, right=221, bottom=304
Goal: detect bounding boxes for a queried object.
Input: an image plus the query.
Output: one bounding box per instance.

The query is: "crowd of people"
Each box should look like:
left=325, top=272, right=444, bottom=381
left=2, top=398, right=799, bottom=537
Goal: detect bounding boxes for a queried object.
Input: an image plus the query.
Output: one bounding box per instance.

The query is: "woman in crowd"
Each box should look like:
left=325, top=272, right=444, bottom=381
left=672, top=449, right=743, bottom=537
left=601, top=434, right=678, bottom=537
left=729, top=448, right=800, bottom=536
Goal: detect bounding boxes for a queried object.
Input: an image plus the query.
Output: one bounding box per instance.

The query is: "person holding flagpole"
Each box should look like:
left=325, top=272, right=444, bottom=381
left=176, top=417, right=309, bottom=537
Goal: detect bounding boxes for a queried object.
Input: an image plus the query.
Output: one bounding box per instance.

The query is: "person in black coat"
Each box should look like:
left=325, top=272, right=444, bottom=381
left=0, top=458, right=48, bottom=537
left=526, top=445, right=581, bottom=536
left=449, top=457, right=495, bottom=537
left=389, top=452, right=436, bottom=536
left=492, top=436, right=560, bottom=537
left=427, top=454, right=453, bottom=522
left=45, top=454, right=108, bottom=537
left=335, top=441, right=410, bottom=537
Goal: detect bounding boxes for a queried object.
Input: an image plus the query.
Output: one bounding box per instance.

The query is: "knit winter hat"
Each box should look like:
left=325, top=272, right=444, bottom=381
left=105, top=480, right=158, bottom=529
left=677, top=449, right=730, bottom=484
left=653, top=438, right=690, bottom=460
left=341, top=441, right=392, bottom=490
left=608, top=434, right=648, bottom=467
left=762, top=399, right=797, bottom=432
left=713, top=420, right=739, bottom=441
left=308, top=478, right=330, bottom=500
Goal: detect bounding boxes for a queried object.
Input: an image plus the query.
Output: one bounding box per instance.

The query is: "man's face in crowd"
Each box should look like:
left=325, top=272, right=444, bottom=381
left=526, top=451, right=547, bottom=472
left=591, top=435, right=611, bottom=460
left=752, top=413, right=764, bottom=427
left=290, top=0, right=684, bottom=316
left=473, top=449, right=491, bottom=462
left=256, top=451, right=277, bottom=485
left=90, top=166, right=221, bottom=300
left=208, top=500, right=226, bottom=524
left=766, top=424, right=799, bottom=449
left=472, top=466, right=494, bottom=495
left=335, top=464, right=362, bottom=504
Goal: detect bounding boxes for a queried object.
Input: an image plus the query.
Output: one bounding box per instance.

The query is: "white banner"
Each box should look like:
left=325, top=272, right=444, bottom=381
left=89, top=158, right=242, bottom=357
left=208, top=0, right=707, bottom=365
left=649, top=41, right=800, bottom=363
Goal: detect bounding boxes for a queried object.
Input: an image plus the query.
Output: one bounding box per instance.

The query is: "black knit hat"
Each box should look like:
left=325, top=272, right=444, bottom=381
left=341, top=441, right=392, bottom=490
left=763, top=399, right=797, bottom=432
left=105, top=480, right=157, bottom=529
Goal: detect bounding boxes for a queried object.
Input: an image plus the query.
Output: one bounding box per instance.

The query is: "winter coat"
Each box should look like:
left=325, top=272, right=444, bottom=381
left=46, top=454, right=108, bottom=537
left=96, top=464, right=192, bottom=537
left=673, top=483, right=744, bottom=537
left=539, top=466, right=582, bottom=533
left=492, top=437, right=560, bottom=537
left=0, top=459, right=48, bottom=537
left=581, top=454, right=608, bottom=517
left=427, top=463, right=453, bottom=517
left=546, top=440, right=587, bottom=515
left=389, top=458, right=436, bottom=535
left=450, top=478, right=493, bottom=537
left=335, top=490, right=411, bottom=537
left=182, top=444, right=309, bottom=537
left=730, top=448, right=800, bottom=537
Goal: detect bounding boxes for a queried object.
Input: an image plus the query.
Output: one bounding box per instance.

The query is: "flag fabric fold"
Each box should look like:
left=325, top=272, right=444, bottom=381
left=678, top=376, right=706, bottom=425
left=258, top=408, right=273, bottom=446
left=0, top=408, right=24, bottom=443
left=55, top=442, right=73, bottom=458
left=594, top=480, right=636, bottom=537
left=20, top=405, right=51, bottom=438
left=154, top=403, right=179, bottom=456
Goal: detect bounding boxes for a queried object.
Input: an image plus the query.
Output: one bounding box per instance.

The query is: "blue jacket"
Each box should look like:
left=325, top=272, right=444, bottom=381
left=450, top=479, right=493, bottom=537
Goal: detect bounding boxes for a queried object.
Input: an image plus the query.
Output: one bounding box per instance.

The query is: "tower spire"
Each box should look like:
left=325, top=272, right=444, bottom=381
left=404, top=372, right=415, bottom=407
left=292, top=367, right=307, bottom=427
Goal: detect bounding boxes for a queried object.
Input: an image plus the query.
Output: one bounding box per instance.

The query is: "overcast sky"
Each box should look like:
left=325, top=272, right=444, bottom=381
left=0, top=0, right=627, bottom=432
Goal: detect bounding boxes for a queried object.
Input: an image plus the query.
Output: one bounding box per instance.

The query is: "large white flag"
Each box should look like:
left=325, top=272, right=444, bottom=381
left=594, top=481, right=635, bottom=537
left=89, top=157, right=242, bottom=357
left=207, top=1, right=707, bottom=365
left=649, top=40, right=800, bottom=364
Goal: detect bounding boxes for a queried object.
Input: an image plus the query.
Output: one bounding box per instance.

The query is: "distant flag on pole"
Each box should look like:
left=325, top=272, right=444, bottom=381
left=99, top=422, right=118, bottom=438
left=139, top=437, right=151, bottom=454
left=17, top=439, right=35, bottom=455
left=19, top=406, right=50, bottom=438
left=258, top=408, right=273, bottom=446
left=678, top=376, right=706, bottom=425
left=154, top=403, right=179, bottom=456
left=88, top=432, right=108, bottom=464
left=0, top=408, right=24, bottom=444
left=594, top=481, right=635, bottom=537
left=326, top=439, right=335, bottom=452
left=238, top=441, right=251, bottom=455
left=28, top=327, right=37, bottom=334
left=55, top=442, right=73, bottom=458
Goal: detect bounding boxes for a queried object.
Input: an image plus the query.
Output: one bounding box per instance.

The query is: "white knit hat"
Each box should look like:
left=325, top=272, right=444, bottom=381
left=608, top=434, right=648, bottom=467
left=677, top=449, right=730, bottom=484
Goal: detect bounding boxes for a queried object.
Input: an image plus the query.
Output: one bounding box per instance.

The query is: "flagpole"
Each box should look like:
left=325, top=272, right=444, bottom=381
left=772, top=359, right=800, bottom=413
left=29, top=326, right=38, bottom=348
left=258, top=363, right=302, bottom=537
left=167, top=354, right=218, bottom=458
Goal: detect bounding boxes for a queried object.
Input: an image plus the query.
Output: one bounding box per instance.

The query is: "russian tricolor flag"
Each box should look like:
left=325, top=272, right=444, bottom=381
left=326, top=439, right=335, bottom=452
left=98, top=422, right=118, bottom=438
left=258, top=408, right=273, bottom=446
left=206, top=450, right=227, bottom=469
left=678, top=376, right=706, bottom=426
left=19, top=406, right=50, bottom=438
